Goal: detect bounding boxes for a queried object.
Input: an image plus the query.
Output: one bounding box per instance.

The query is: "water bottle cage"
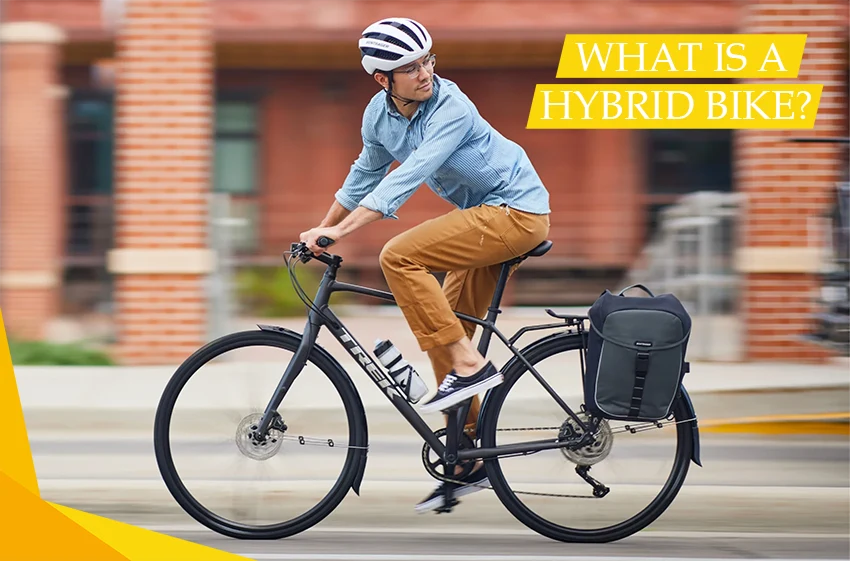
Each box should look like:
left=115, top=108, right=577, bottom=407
left=390, top=365, right=415, bottom=401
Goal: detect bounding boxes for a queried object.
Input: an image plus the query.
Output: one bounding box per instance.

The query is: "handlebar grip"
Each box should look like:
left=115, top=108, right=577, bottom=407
left=317, top=236, right=335, bottom=248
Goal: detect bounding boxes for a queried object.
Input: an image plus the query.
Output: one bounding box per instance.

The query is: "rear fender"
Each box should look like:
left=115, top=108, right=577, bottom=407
left=678, top=385, right=702, bottom=467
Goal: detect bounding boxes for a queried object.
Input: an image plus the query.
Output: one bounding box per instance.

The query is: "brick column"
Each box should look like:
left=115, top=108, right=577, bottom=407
left=0, top=23, right=67, bottom=340
left=108, top=0, right=215, bottom=364
left=735, top=0, right=849, bottom=362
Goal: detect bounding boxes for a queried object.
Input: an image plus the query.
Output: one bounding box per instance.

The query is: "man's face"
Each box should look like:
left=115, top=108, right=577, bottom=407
left=385, top=53, right=436, bottom=101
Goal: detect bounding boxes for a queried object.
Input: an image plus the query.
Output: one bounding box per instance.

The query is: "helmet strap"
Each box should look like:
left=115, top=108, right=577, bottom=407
left=384, top=72, right=417, bottom=107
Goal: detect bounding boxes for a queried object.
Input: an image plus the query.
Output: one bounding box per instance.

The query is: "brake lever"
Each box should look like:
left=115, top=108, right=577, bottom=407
left=289, top=237, right=335, bottom=264
left=287, top=242, right=310, bottom=263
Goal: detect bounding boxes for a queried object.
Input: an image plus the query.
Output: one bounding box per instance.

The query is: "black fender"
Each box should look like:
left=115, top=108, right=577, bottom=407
left=476, top=331, right=702, bottom=467
left=257, top=324, right=370, bottom=495
left=678, top=385, right=702, bottom=467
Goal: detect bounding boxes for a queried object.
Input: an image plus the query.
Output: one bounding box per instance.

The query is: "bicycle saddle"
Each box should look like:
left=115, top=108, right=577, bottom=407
left=523, top=240, right=552, bottom=258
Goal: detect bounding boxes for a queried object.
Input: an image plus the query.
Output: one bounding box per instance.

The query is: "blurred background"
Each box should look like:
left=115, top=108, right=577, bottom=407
left=1, top=2, right=849, bottom=559
left=0, top=0, right=847, bottom=367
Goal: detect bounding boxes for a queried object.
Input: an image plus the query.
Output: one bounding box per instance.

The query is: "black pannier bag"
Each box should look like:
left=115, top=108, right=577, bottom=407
left=584, top=284, right=692, bottom=422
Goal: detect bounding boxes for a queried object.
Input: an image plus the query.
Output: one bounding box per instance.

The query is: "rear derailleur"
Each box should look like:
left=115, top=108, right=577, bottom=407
left=575, top=465, right=610, bottom=498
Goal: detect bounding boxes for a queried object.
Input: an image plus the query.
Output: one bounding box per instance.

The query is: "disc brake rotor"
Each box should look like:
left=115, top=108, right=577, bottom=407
left=235, top=413, right=283, bottom=461
left=559, top=411, right=613, bottom=466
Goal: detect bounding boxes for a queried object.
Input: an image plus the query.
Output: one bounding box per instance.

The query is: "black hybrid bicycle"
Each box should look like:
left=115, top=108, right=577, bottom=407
left=154, top=237, right=702, bottom=543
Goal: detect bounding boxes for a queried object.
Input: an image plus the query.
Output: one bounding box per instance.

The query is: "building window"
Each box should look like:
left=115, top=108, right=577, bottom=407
left=647, top=129, right=732, bottom=195
left=64, top=94, right=115, bottom=314
left=213, top=99, right=261, bottom=253
left=644, top=129, right=733, bottom=239
left=69, top=98, right=114, bottom=196
left=62, top=93, right=263, bottom=313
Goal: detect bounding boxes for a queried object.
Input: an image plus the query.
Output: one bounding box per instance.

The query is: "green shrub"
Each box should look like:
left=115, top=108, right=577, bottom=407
left=8, top=339, right=114, bottom=366
left=234, top=265, right=331, bottom=317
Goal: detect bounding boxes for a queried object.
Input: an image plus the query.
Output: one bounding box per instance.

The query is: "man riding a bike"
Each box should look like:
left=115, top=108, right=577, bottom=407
left=299, top=17, right=552, bottom=513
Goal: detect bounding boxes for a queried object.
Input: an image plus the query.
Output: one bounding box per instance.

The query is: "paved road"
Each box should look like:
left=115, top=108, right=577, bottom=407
left=33, top=433, right=849, bottom=560
left=145, top=527, right=850, bottom=560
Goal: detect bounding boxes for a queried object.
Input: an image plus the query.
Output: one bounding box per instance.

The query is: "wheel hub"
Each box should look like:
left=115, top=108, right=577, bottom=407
left=559, top=411, right=613, bottom=466
left=236, top=413, right=283, bottom=461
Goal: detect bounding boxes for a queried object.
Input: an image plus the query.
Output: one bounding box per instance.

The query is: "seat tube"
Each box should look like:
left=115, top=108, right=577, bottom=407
left=477, top=262, right=513, bottom=356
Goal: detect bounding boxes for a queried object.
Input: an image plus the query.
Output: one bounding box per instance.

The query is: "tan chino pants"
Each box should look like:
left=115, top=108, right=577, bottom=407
left=379, top=204, right=550, bottom=435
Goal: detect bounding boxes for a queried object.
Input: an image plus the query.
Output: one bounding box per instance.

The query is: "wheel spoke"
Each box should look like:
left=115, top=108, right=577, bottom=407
left=480, top=332, right=694, bottom=542
left=153, top=330, right=367, bottom=540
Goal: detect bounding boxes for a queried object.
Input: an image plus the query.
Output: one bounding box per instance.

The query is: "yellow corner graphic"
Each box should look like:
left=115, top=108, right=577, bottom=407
left=0, top=309, right=250, bottom=560
left=0, top=311, right=39, bottom=497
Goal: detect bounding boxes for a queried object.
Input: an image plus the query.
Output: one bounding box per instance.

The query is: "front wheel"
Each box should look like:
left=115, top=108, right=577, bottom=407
left=479, top=332, right=694, bottom=543
left=153, top=329, right=367, bottom=540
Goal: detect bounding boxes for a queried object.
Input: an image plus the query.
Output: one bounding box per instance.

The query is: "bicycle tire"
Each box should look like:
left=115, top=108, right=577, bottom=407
left=153, top=329, right=368, bottom=540
left=478, top=332, right=693, bottom=543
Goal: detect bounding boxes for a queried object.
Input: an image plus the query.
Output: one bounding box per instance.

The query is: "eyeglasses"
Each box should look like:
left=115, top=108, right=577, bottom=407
left=393, top=54, right=436, bottom=78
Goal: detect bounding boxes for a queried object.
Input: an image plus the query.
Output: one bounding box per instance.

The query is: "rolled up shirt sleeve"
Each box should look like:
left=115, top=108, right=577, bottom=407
left=359, top=102, right=473, bottom=219
left=334, top=124, right=395, bottom=213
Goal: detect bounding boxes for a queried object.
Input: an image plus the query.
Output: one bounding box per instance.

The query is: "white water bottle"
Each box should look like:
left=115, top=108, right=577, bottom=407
left=374, top=339, right=429, bottom=403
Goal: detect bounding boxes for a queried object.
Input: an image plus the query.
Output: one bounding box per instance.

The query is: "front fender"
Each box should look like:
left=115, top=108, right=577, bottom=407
left=257, top=324, right=370, bottom=494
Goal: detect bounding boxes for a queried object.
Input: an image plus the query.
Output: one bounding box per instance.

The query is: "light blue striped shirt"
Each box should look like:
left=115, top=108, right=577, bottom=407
left=335, top=75, right=551, bottom=220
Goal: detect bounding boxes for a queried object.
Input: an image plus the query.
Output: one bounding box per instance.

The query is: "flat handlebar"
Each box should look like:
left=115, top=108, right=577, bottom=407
left=290, top=237, right=337, bottom=266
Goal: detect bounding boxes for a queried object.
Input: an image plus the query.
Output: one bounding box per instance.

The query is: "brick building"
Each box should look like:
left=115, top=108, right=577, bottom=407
left=0, top=0, right=847, bottom=364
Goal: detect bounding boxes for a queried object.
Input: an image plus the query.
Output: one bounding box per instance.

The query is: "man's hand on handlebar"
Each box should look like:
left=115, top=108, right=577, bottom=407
left=299, top=226, right=340, bottom=255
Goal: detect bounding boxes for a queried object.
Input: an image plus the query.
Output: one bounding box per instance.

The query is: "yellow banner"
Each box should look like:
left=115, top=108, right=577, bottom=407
left=556, top=34, right=807, bottom=78
left=526, top=84, right=823, bottom=129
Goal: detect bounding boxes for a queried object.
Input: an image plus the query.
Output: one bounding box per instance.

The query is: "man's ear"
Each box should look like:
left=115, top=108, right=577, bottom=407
left=373, top=72, right=389, bottom=90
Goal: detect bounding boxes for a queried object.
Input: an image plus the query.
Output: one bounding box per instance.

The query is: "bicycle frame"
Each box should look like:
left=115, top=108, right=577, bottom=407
left=254, top=248, right=593, bottom=464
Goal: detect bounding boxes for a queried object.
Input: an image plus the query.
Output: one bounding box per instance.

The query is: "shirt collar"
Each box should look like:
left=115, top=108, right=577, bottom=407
left=384, top=74, right=442, bottom=120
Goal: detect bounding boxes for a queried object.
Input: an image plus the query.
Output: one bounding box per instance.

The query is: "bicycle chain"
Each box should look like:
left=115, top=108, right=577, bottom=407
left=424, top=427, right=599, bottom=500
left=425, top=416, right=696, bottom=500
left=274, top=417, right=695, bottom=501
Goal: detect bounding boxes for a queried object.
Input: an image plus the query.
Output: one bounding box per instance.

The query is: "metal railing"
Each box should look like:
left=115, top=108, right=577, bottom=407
left=206, top=193, right=246, bottom=342
left=627, top=191, right=743, bottom=361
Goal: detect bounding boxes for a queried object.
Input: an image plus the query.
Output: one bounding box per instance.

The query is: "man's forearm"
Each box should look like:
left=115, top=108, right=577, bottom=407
left=319, top=200, right=352, bottom=228
left=336, top=206, right=384, bottom=237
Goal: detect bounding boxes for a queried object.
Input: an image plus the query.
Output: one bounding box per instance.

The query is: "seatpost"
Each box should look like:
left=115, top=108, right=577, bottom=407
left=477, top=261, right=517, bottom=356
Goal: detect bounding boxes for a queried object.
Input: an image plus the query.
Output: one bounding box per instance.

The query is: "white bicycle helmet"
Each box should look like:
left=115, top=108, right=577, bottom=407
left=359, top=17, right=433, bottom=75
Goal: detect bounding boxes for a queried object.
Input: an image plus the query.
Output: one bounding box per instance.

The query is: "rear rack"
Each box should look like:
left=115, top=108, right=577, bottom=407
left=507, top=308, right=590, bottom=389
left=507, top=308, right=588, bottom=346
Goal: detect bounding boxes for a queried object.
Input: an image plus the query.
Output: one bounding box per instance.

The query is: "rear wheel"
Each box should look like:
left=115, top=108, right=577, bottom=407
left=153, top=329, right=367, bottom=539
left=479, top=332, right=693, bottom=543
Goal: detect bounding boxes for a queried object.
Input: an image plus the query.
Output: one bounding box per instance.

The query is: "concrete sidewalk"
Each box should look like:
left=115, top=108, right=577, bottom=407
left=15, top=309, right=850, bottom=436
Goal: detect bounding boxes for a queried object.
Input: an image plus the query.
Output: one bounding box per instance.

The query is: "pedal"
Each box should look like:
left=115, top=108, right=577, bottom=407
left=434, top=498, right=459, bottom=514
left=441, top=397, right=473, bottom=413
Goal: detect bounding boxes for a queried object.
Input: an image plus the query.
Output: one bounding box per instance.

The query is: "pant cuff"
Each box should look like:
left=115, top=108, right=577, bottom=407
left=415, top=320, right=467, bottom=352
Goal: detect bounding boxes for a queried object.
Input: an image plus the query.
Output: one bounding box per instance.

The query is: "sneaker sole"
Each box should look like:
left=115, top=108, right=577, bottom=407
left=414, top=477, right=491, bottom=514
left=418, top=375, right=504, bottom=414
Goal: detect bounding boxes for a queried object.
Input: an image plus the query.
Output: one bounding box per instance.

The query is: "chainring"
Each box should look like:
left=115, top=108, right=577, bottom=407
left=421, top=427, right=477, bottom=483
left=558, top=411, right=613, bottom=466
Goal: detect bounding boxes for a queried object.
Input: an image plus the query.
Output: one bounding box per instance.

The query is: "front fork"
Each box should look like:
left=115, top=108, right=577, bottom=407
left=253, top=314, right=322, bottom=439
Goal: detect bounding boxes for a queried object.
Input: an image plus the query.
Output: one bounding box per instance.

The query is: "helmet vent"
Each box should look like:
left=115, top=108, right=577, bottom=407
left=359, top=47, right=402, bottom=61
left=362, top=32, right=414, bottom=51
left=382, top=21, right=425, bottom=49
